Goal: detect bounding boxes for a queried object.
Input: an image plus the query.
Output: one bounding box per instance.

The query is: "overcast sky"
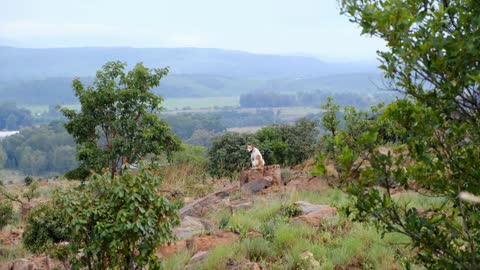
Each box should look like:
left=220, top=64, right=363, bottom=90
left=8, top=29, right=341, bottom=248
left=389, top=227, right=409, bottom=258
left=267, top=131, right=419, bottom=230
left=0, top=0, right=386, bottom=61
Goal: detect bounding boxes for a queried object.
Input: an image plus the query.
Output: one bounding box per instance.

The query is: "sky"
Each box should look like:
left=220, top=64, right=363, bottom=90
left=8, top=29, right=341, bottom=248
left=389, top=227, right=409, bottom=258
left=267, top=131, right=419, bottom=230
left=0, top=0, right=386, bottom=61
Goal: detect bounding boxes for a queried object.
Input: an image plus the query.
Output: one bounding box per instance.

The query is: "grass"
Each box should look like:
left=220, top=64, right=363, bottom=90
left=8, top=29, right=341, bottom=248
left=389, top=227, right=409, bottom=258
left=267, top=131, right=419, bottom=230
left=200, top=189, right=419, bottom=269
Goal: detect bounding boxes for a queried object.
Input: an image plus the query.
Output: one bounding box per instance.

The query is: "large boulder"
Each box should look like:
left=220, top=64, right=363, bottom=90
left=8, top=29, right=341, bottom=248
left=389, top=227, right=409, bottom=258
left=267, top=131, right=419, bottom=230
left=293, top=201, right=338, bottom=226
left=240, top=165, right=281, bottom=186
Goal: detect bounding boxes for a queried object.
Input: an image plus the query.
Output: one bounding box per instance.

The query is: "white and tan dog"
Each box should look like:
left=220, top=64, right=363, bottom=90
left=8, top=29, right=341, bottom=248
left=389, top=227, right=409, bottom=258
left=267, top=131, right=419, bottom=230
left=247, top=144, right=265, bottom=169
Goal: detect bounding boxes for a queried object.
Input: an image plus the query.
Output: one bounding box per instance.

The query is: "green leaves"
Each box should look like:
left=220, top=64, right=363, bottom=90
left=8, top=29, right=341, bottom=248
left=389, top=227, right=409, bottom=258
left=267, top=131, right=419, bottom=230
left=60, top=61, right=180, bottom=179
left=53, top=161, right=180, bottom=269
left=339, top=0, right=480, bottom=268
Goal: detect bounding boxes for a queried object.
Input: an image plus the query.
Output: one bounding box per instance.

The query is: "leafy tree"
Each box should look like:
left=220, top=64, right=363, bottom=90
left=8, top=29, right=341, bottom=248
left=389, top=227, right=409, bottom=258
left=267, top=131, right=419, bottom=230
left=0, top=102, right=32, bottom=130
left=336, top=0, right=480, bottom=268
left=60, top=61, right=180, bottom=178
left=54, top=162, right=180, bottom=269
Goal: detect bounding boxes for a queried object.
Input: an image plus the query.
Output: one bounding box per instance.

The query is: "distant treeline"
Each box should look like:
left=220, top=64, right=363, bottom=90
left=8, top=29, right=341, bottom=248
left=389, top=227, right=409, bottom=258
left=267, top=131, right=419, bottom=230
left=162, top=109, right=281, bottom=147
left=240, top=90, right=398, bottom=109
left=1, top=121, right=77, bottom=176
left=0, top=103, right=33, bottom=130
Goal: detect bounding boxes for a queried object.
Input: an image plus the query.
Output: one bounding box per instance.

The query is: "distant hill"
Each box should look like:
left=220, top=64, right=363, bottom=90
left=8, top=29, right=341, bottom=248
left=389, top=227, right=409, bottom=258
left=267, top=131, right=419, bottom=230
left=0, top=46, right=377, bottom=81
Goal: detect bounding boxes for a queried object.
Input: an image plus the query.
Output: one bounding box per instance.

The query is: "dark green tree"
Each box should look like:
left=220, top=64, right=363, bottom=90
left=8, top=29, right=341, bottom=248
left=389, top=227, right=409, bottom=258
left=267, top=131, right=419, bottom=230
left=60, top=61, right=180, bottom=178
left=336, top=0, right=480, bottom=268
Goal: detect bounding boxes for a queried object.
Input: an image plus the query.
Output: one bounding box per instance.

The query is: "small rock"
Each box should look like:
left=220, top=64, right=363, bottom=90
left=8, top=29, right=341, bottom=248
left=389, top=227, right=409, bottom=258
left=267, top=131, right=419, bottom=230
left=244, top=261, right=261, bottom=270
left=174, top=216, right=209, bottom=240
left=185, top=251, right=208, bottom=269
left=241, top=179, right=272, bottom=194
left=294, top=201, right=332, bottom=214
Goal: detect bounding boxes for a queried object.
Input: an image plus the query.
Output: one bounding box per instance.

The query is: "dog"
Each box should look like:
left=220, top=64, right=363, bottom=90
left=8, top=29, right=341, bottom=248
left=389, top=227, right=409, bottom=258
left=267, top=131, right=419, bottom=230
left=247, top=144, right=265, bottom=169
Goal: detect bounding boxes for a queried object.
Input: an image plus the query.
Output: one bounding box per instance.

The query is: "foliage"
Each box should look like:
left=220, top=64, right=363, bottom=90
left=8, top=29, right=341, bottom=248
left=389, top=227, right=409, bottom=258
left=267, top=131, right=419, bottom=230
left=208, top=132, right=256, bottom=178
left=162, top=113, right=225, bottom=140
left=278, top=204, right=302, bottom=218
left=0, top=199, right=14, bottom=230
left=0, top=180, right=40, bottom=205
left=0, top=102, right=33, bottom=130
left=0, top=145, right=6, bottom=169
left=54, top=161, right=180, bottom=269
left=208, top=118, right=319, bottom=177
left=60, top=61, right=180, bottom=179
left=23, top=203, right=68, bottom=254
left=336, top=0, right=480, bottom=268
left=1, top=121, right=77, bottom=176
left=24, top=176, right=33, bottom=186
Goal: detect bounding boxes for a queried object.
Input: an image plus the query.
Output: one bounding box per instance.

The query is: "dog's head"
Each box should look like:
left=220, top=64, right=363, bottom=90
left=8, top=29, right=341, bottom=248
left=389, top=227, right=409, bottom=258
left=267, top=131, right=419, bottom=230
left=247, top=144, right=254, bottom=153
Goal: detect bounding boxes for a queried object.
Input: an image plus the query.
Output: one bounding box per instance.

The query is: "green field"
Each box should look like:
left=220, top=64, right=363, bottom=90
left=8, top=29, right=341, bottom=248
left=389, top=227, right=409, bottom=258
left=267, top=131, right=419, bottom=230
left=20, top=96, right=240, bottom=114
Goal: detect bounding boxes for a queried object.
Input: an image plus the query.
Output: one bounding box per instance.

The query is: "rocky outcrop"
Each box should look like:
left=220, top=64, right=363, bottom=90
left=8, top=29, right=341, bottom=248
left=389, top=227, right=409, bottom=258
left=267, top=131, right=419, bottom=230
left=179, top=186, right=239, bottom=218
left=240, top=165, right=281, bottom=187
left=293, top=201, right=338, bottom=226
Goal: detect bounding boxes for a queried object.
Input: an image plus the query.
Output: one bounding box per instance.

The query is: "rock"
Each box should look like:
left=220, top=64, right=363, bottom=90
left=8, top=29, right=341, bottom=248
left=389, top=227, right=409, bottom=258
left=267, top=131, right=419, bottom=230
left=157, top=231, right=239, bottom=258
left=228, top=198, right=253, bottom=211
left=0, top=262, right=13, bottom=270
left=285, top=176, right=328, bottom=193
left=264, top=165, right=281, bottom=185
left=185, top=251, right=209, bottom=269
left=299, top=251, right=320, bottom=268
left=174, top=216, right=212, bottom=240
left=293, top=201, right=337, bottom=226
left=241, top=179, right=272, bottom=194
left=20, top=199, right=49, bottom=220
left=240, top=165, right=281, bottom=186
left=10, top=259, right=35, bottom=270
left=180, top=186, right=239, bottom=218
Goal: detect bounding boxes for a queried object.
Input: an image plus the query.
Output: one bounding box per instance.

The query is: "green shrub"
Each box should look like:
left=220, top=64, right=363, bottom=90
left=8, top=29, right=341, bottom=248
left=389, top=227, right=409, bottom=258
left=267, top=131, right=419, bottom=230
left=55, top=161, right=180, bottom=269
left=279, top=204, right=302, bottom=218
left=22, top=203, right=68, bottom=254
left=24, top=176, right=33, bottom=186
left=0, top=200, right=14, bottom=230
left=240, top=238, right=276, bottom=262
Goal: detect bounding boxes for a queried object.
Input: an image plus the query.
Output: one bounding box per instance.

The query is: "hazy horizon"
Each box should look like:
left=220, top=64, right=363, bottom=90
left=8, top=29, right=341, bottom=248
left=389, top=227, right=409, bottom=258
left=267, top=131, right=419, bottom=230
left=1, top=0, right=386, bottom=62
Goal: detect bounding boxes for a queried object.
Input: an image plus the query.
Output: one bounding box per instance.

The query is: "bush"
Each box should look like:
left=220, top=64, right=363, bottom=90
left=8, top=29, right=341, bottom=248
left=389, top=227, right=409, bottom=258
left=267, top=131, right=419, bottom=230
left=23, top=203, right=68, bottom=254
left=0, top=200, right=14, bottom=230
left=55, top=161, right=180, bottom=269
left=24, top=176, right=33, bottom=186
left=208, top=118, right=319, bottom=177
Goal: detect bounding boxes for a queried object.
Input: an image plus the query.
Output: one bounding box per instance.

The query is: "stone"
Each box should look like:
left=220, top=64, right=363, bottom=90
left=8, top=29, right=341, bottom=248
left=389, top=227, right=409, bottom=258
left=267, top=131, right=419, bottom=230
left=10, top=259, right=35, bottom=270
left=292, top=201, right=338, bottom=226
left=241, top=179, right=272, bottom=194
left=185, top=251, right=208, bottom=270
left=240, top=165, right=281, bottom=186
left=173, top=216, right=210, bottom=240
left=244, top=262, right=261, bottom=270
left=285, top=176, right=328, bottom=193
left=157, top=231, right=239, bottom=258
left=180, top=186, right=239, bottom=218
